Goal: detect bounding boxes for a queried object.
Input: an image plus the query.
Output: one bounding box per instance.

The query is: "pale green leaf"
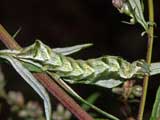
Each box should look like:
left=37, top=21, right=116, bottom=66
left=48, top=72, right=120, bottom=120
left=12, top=27, right=21, bottom=39
left=53, top=43, right=93, bottom=55
left=128, top=0, right=148, bottom=30
left=63, top=78, right=123, bottom=89
left=150, top=85, right=160, bottom=120
left=150, top=62, right=160, bottom=76
left=0, top=55, right=51, bottom=120
left=21, top=61, right=43, bottom=72
left=93, top=79, right=122, bottom=88
left=81, top=92, right=100, bottom=111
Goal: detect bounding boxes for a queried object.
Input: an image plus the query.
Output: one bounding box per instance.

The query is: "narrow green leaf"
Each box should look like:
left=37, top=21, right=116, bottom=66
left=21, top=61, right=43, bottom=72
left=53, top=43, right=93, bottom=55
left=150, top=62, right=160, bottom=76
left=128, top=0, right=148, bottom=30
left=81, top=92, right=100, bottom=111
left=48, top=72, right=120, bottom=120
left=63, top=78, right=123, bottom=89
left=150, top=85, right=160, bottom=120
left=12, top=27, right=21, bottom=39
left=0, top=55, right=51, bottom=120
left=113, top=0, right=148, bottom=30
left=93, top=79, right=122, bottom=88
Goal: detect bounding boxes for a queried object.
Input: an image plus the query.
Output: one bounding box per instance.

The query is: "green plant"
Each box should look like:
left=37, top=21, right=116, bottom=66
left=0, top=0, right=159, bottom=119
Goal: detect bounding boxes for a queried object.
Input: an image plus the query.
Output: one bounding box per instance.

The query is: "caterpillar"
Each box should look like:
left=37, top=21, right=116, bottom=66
left=13, top=40, right=150, bottom=85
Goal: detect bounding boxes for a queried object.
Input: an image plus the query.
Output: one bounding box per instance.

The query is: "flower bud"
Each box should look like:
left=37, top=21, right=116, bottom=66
left=112, top=0, right=124, bottom=9
left=132, top=85, right=142, bottom=97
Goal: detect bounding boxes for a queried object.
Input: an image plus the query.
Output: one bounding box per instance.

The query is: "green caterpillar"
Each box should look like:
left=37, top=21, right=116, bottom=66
left=12, top=40, right=150, bottom=86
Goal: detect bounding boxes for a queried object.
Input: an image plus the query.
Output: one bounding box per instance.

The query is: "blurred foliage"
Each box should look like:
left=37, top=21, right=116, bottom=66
left=150, top=85, right=160, bottom=120
left=0, top=66, right=72, bottom=120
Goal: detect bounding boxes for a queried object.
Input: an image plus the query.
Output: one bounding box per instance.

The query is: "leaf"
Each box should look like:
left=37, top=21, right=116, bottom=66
left=150, top=85, right=160, bottom=120
left=48, top=72, right=120, bottom=120
left=150, top=62, right=160, bottom=76
left=81, top=92, right=100, bottom=111
left=12, top=27, right=22, bottom=39
left=21, top=61, right=43, bottom=72
left=128, top=0, right=148, bottom=30
left=113, top=0, right=148, bottom=30
left=93, top=79, right=122, bottom=88
left=0, top=55, right=51, bottom=120
left=53, top=43, right=93, bottom=55
left=63, top=78, right=123, bottom=89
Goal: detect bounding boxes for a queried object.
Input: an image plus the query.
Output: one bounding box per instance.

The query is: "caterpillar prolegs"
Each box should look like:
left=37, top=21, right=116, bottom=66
left=15, top=40, right=150, bottom=85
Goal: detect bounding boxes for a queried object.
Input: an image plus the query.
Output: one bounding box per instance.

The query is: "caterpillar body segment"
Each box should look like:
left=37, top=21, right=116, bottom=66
left=17, top=40, right=62, bottom=67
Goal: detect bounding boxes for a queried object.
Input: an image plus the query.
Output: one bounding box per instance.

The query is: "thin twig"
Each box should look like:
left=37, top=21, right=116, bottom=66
left=137, top=0, right=154, bottom=119
left=0, top=24, right=93, bottom=120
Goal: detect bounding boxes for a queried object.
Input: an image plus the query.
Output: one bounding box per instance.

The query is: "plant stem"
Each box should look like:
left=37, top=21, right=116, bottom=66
left=137, top=0, right=154, bottom=120
left=0, top=24, right=93, bottom=120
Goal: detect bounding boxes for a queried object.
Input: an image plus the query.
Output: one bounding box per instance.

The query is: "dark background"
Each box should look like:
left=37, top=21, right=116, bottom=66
left=0, top=0, right=160, bottom=119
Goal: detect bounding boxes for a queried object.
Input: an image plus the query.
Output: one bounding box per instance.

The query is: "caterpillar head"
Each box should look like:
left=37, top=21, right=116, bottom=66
left=132, top=60, right=150, bottom=79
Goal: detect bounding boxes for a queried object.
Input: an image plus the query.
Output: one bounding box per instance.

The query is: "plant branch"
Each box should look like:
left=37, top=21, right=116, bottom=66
left=0, top=24, right=93, bottom=120
left=137, top=0, right=154, bottom=119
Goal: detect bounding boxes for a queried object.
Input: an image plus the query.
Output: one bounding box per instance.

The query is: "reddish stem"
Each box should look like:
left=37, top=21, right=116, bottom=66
left=0, top=24, right=93, bottom=120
